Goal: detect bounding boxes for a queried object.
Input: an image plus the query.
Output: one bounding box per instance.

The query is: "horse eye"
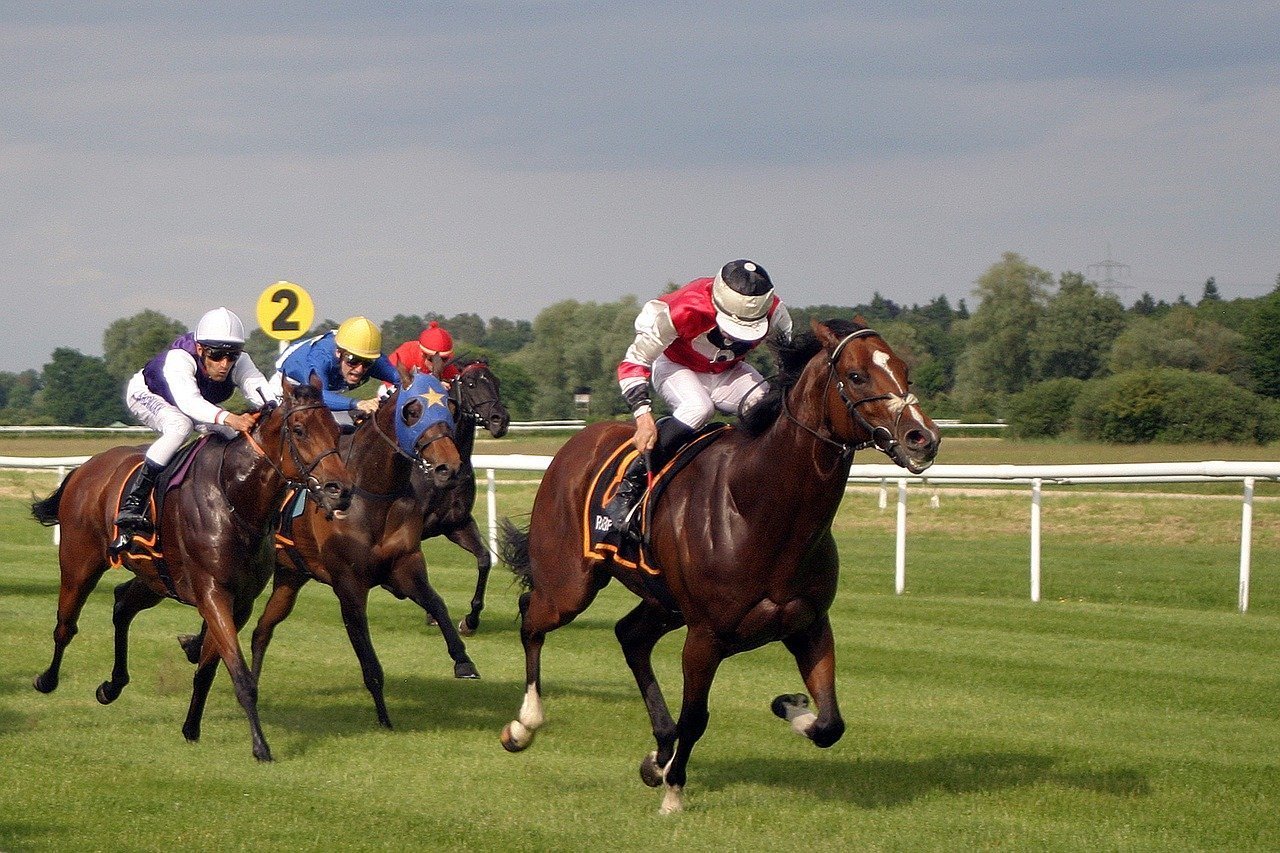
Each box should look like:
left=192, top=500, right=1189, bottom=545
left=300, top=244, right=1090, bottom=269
left=848, top=372, right=862, bottom=383
left=291, top=424, right=305, bottom=437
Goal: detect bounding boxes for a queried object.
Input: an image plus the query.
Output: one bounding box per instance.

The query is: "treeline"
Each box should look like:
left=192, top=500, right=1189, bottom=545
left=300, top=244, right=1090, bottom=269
left=4, top=252, right=1279, bottom=443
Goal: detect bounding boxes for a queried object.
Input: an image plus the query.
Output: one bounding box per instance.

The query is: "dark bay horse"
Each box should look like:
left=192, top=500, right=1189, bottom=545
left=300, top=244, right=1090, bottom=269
left=30, top=377, right=351, bottom=762
left=498, top=318, right=940, bottom=813
left=422, top=356, right=509, bottom=634
left=181, top=371, right=473, bottom=730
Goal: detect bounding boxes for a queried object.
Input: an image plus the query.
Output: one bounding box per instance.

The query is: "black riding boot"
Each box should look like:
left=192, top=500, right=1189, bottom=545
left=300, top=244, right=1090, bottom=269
left=604, top=418, right=695, bottom=539
left=114, top=459, right=163, bottom=535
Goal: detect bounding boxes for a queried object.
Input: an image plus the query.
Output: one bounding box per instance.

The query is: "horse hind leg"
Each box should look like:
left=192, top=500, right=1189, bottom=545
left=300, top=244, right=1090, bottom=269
left=96, top=578, right=164, bottom=704
left=34, top=549, right=109, bottom=694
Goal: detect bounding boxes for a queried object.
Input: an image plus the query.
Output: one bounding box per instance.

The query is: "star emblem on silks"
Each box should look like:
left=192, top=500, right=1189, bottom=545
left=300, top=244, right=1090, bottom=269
left=418, top=387, right=447, bottom=409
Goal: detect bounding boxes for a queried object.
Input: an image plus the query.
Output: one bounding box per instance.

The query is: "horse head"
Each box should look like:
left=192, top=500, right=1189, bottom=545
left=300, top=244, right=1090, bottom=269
left=811, top=318, right=940, bottom=474
left=265, top=376, right=353, bottom=514
left=395, top=372, right=462, bottom=488
left=450, top=358, right=510, bottom=438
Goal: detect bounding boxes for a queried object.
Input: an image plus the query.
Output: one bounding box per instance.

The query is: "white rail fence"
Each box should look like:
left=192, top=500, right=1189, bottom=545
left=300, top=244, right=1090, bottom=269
left=6, top=454, right=1275, bottom=613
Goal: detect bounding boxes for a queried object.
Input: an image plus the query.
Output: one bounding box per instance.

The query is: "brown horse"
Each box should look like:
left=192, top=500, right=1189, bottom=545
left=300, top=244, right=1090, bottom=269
left=180, top=370, right=473, bottom=729
left=422, top=356, right=509, bottom=634
left=29, top=377, right=351, bottom=762
left=498, top=318, right=940, bottom=813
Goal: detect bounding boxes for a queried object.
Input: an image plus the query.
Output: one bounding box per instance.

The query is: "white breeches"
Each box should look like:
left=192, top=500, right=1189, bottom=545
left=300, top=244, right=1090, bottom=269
left=650, top=355, right=769, bottom=429
left=125, top=374, right=233, bottom=466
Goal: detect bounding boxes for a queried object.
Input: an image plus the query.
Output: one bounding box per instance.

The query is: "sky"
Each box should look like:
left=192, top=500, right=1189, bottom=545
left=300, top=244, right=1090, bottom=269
left=2, top=2, right=1278, bottom=373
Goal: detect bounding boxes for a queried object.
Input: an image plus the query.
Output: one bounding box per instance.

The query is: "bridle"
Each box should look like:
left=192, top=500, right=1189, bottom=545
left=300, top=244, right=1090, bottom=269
left=241, top=401, right=343, bottom=497
left=448, top=359, right=504, bottom=429
left=360, top=394, right=455, bottom=478
left=783, top=328, right=920, bottom=460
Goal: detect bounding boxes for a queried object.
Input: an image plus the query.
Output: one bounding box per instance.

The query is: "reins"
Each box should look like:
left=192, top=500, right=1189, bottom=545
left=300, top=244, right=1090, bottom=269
left=217, top=400, right=341, bottom=521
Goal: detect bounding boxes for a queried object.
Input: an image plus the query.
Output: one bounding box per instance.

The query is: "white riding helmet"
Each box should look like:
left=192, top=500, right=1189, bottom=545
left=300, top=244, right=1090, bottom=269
left=194, top=307, right=247, bottom=348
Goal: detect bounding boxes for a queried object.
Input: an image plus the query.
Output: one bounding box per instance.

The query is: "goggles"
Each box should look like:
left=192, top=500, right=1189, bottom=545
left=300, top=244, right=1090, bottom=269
left=205, top=348, right=241, bottom=363
left=340, top=352, right=373, bottom=367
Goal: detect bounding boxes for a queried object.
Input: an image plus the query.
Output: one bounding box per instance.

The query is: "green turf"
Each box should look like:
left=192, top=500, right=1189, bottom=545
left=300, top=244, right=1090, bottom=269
left=1, top=468, right=1277, bottom=851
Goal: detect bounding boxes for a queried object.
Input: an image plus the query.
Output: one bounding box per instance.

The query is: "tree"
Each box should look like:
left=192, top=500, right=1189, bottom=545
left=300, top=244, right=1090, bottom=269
left=1131, top=292, right=1157, bottom=316
left=40, top=348, right=128, bottom=426
left=1199, top=277, right=1221, bottom=304
left=1031, top=272, right=1127, bottom=381
left=953, top=252, right=1052, bottom=402
left=102, top=310, right=187, bottom=383
left=1242, top=288, right=1280, bottom=398
left=1108, top=306, right=1248, bottom=384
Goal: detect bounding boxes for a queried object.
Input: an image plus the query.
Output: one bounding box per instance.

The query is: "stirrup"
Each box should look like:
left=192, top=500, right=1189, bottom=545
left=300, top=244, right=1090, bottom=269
left=108, top=530, right=134, bottom=556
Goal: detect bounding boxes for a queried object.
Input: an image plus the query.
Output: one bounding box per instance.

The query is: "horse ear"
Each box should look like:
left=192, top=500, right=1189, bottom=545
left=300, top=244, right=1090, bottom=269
left=853, top=313, right=869, bottom=328
left=811, top=317, right=838, bottom=348
left=431, top=353, right=444, bottom=376
left=397, top=360, right=413, bottom=390
left=309, top=371, right=325, bottom=393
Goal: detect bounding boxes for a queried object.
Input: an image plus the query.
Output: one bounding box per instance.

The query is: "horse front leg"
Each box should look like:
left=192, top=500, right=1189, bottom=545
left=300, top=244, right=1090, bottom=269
left=187, top=588, right=272, bottom=762
left=389, top=551, right=478, bottom=679
left=775, top=614, right=844, bottom=748
left=96, top=578, right=164, bottom=704
left=445, top=519, right=490, bottom=636
left=615, top=602, right=685, bottom=789
left=656, top=627, right=725, bottom=815
left=250, top=566, right=308, bottom=680
left=332, top=574, right=393, bottom=729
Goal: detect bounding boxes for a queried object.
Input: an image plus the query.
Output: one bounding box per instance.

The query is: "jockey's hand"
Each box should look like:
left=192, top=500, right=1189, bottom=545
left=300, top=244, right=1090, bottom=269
left=355, top=397, right=381, bottom=414
left=223, top=412, right=256, bottom=433
left=632, top=411, right=657, bottom=454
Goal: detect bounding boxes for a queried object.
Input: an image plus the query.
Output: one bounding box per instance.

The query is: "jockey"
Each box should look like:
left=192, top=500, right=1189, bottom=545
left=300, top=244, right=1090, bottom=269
left=382, top=320, right=460, bottom=396
left=115, top=307, right=275, bottom=536
left=604, top=259, right=793, bottom=535
left=270, top=316, right=399, bottom=421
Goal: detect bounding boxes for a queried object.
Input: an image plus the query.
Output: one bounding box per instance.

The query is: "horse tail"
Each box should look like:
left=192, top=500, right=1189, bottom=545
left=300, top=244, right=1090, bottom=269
left=31, top=475, right=71, bottom=527
left=497, top=517, right=534, bottom=590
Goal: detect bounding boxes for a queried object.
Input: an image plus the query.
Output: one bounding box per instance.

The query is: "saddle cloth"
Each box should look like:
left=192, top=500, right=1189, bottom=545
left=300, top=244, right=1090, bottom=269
left=583, top=422, right=730, bottom=575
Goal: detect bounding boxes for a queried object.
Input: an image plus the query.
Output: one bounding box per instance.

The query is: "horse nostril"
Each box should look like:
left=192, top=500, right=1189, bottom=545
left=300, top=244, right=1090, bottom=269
left=906, top=429, right=930, bottom=449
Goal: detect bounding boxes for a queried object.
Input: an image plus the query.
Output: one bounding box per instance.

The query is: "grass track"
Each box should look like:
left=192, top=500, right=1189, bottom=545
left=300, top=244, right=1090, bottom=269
left=1, top=457, right=1278, bottom=850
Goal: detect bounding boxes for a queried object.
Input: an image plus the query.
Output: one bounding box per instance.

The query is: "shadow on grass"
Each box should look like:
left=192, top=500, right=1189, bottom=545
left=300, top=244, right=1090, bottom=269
left=701, top=751, right=1150, bottom=806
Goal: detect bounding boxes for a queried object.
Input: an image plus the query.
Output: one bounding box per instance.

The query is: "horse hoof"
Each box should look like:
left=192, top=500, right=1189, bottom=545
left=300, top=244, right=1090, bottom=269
left=454, top=661, right=480, bottom=679
left=33, top=673, right=57, bottom=694
left=639, top=751, right=664, bottom=788
left=500, top=722, right=531, bottom=753
left=458, top=617, right=476, bottom=637
left=95, top=682, right=122, bottom=705
left=176, top=634, right=201, bottom=664
left=771, top=693, right=809, bottom=719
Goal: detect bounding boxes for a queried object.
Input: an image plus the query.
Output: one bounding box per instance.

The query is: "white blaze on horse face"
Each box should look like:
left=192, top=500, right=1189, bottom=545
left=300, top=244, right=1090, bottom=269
left=871, top=348, right=922, bottom=417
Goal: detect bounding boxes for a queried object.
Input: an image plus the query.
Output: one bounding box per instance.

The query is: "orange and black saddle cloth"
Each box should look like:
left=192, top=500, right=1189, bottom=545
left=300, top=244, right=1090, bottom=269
left=583, top=422, right=730, bottom=575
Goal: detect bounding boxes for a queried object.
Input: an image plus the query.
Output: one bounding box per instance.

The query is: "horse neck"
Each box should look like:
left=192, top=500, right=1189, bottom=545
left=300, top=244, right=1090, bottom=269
left=753, top=359, right=855, bottom=505
left=349, top=408, right=411, bottom=495
left=218, top=427, right=290, bottom=528
left=454, top=415, right=476, bottom=462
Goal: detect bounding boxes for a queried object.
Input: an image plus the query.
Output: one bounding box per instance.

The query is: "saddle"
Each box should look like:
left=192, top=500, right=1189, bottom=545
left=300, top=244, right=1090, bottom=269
left=107, top=436, right=212, bottom=597
left=584, top=422, right=730, bottom=583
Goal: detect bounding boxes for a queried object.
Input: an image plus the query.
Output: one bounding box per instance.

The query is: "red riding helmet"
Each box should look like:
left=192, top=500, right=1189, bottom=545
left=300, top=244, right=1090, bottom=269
left=418, top=321, right=454, bottom=358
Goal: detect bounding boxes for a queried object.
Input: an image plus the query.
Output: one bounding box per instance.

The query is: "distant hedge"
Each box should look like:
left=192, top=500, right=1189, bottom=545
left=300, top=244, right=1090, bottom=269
left=1004, top=370, right=1280, bottom=444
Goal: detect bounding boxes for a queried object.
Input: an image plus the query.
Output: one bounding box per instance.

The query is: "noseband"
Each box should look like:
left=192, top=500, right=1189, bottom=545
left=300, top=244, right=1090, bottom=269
left=366, top=398, right=455, bottom=478
left=450, top=361, right=503, bottom=428
left=785, top=328, right=920, bottom=459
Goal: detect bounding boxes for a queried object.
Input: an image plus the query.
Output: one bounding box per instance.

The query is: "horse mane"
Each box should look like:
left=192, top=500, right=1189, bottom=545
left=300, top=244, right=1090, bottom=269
left=738, top=318, right=868, bottom=437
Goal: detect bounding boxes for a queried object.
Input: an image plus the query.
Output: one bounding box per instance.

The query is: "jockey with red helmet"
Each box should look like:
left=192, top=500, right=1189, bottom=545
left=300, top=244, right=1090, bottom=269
left=383, top=320, right=460, bottom=394
left=605, top=259, right=793, bottom=536
left=115, top=307, right=274, bottom=537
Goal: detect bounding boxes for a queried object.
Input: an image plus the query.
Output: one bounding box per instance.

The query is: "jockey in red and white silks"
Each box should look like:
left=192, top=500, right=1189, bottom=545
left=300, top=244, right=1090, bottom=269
left=617, top=263, right=792, bottom=437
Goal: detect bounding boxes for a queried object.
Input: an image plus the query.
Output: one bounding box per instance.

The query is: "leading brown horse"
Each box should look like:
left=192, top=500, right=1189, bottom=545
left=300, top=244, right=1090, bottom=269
left=30, top=377, right=351, bottom=762
left=498, top=318, right=940, bottom=813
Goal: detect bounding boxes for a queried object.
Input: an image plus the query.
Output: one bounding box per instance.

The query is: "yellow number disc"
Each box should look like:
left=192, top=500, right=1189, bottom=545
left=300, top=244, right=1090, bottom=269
left=255, top=281, right=315, bottom=341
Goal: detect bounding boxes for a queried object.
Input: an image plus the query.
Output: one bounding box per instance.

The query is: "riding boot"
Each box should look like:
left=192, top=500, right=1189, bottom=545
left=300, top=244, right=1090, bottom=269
left=603, top=418, right=695, bottom=540
left=114, top=459, right=163, bottom=536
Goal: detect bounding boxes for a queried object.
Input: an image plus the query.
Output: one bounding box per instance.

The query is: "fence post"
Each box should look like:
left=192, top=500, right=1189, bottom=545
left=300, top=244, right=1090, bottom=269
left=895, top=478, right=907, bottom=594
left=1239, top=477, right=1254, bottom=613
left=486, top=468, right=499, bottom=561
left=1030, top=478, right=1042, bottom=602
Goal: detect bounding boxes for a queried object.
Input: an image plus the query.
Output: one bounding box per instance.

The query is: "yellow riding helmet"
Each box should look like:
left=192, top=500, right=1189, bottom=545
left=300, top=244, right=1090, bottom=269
left=335, top=316, right=382, bottom=361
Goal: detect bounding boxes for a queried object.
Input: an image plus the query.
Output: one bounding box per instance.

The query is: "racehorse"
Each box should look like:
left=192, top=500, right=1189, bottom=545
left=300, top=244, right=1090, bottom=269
left=29, top=377, right=351, bottom=762
left=422, top=356, right=510, bottom=634
left=179, top=371, right=472, bottom=730
left=498, top=318, right=941, bottom=813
